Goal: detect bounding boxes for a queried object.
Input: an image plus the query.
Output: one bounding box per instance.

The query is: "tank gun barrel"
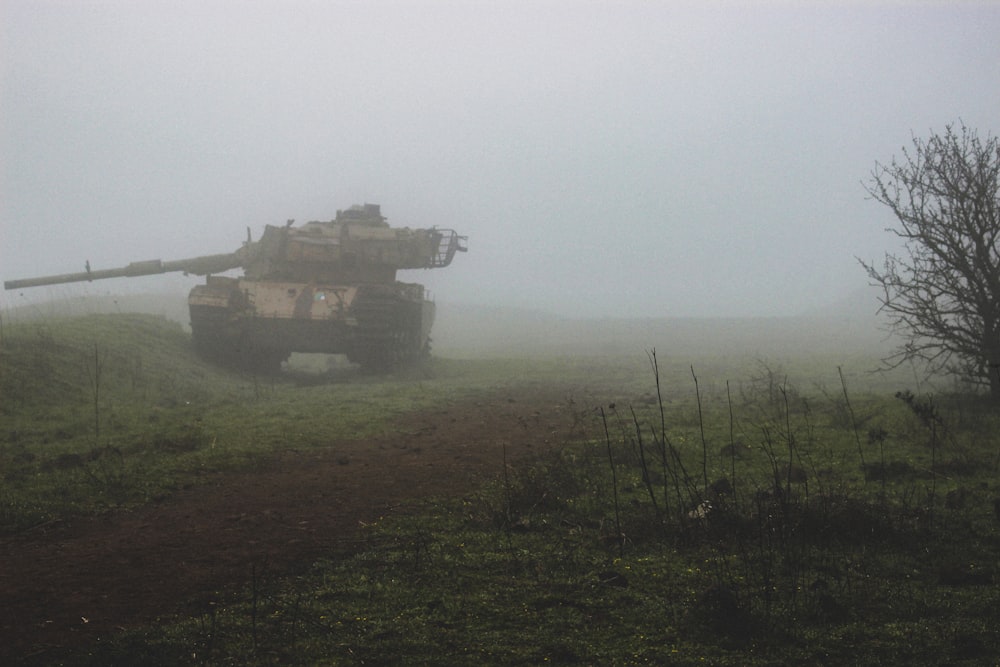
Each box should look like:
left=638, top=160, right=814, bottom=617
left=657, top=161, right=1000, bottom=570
left=4, top=252, right=243, bottom=291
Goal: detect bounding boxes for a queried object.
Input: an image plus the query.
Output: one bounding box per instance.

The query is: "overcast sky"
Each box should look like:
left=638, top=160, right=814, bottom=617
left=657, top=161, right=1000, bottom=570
left=2, top=1, right=998, bottom=318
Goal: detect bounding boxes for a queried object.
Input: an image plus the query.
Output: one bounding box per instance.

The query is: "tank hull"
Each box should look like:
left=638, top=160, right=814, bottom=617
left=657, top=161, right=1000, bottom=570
left=189, top=276, right=434, bottom=372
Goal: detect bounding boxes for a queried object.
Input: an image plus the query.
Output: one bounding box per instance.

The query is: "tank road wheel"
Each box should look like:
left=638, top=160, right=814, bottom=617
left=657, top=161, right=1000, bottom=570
left=348, top=290, right=428, bottom=372
left=235, top=328, right=289, bottom=376
left=191, top=307, right=288, bottom=375
left=395, top=327, right=422, bottom=364
left=349, top=328, right=412, bottom=372
left=191, top=309, right=237, bottom=366
left=362, top=328, right=423, bottom=371
left=239, top=349, right=288, bottom=376
left=350, top=337, right=394, bottom=373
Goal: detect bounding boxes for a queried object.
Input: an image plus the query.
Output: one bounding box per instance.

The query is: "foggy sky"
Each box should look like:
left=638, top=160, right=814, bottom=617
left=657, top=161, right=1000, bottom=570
left=2, top=1, right=998, bottom=319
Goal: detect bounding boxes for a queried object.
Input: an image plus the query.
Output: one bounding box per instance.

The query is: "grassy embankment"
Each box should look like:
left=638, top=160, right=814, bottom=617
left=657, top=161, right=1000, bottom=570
left=0, top=312, right=597, bottom=532
left=4, top=313, right=1000, bottom=665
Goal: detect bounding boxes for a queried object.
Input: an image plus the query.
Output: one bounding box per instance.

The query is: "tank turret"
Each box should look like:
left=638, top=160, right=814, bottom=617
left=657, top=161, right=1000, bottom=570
left=5, top=204, right=467, bottom=372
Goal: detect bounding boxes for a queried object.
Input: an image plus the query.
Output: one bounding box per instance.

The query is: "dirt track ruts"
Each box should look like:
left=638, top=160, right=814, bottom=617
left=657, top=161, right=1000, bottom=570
left=1, top=388, right=589, bottom=663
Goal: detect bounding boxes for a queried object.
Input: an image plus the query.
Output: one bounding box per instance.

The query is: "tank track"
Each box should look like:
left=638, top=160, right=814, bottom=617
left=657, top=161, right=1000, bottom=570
left=190, top=304, right=289, bottom=375
left=347, top=285, right=426, bottom=370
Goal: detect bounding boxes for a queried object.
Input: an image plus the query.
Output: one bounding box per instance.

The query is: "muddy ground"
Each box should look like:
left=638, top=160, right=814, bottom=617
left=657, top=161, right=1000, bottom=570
left=1, top=388, right=593, bottom=664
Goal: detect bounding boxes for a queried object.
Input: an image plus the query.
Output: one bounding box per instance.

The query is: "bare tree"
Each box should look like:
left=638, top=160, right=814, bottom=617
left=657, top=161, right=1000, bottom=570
left=860, top=123, right=1000, bottom=399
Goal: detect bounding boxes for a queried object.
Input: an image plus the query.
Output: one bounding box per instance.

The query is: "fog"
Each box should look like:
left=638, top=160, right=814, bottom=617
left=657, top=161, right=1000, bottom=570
left=2, top=1, right=998, bottom=320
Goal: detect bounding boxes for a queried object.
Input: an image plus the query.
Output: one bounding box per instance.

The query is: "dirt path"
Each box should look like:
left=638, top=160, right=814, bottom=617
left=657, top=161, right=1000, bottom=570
left=1, top=388, right=591, bottom=664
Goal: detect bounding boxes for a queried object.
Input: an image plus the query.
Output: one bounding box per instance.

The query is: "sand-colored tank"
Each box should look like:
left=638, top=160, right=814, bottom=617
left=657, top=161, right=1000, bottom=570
left=4, top=204, right=467, bottom=372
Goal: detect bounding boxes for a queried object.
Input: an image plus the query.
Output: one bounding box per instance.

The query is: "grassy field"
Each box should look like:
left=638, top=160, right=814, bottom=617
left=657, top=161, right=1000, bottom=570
left=3, top=312, right=1000, bottom=665
left=0, top=312, right=618, bottom=532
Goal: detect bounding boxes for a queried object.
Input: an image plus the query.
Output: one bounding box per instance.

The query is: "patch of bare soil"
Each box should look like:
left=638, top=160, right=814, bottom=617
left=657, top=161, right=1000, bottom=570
left=0, top=388, right=591, bottom=664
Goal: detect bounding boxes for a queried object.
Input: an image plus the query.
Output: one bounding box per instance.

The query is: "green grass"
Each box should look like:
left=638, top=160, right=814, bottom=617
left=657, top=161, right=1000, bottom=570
left=0, top=315, right=468, bottom=528
left=5, top=313, right=1000, bottom=665
left=85, top=404, right=1000, bottom=665
left=0, top=314, right=644, bottom=531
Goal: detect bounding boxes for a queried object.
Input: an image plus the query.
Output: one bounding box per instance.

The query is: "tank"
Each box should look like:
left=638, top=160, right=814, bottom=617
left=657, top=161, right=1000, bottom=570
left=4, top=204, right=467, bottom=372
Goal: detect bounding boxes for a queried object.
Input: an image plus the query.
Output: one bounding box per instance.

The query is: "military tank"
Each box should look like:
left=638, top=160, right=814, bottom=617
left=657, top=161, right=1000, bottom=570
left=4, top=204, right=467, bottom=372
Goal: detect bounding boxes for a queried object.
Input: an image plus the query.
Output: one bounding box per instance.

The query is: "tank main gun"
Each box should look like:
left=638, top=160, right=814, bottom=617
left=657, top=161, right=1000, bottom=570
left=4, top=203, right=466, bottom=291
left=4, top=252, right=245, bottom=291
